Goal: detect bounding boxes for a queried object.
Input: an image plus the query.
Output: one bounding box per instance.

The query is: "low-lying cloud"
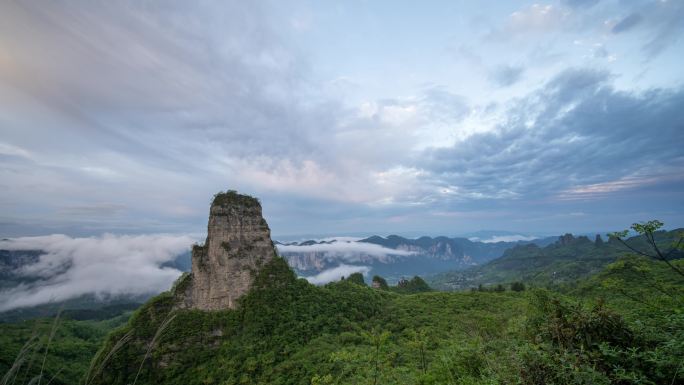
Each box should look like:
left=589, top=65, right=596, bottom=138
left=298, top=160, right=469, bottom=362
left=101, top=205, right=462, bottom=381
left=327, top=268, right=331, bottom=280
left=0, top=233, right=195, bottom=312
left=302, top=264, right=371, bottom=285
left=277, top=240, right=414, bottom=262
left=469, top=235, right=539, bottom=243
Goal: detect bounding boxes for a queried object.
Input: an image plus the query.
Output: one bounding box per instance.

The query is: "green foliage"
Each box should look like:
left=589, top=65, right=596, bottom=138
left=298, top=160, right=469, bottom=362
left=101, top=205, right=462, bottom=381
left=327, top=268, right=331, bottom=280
left=521, top=289, right=684, bottom=384
left=608, top=220, right=664, bottom=239
left=609, top=220, right=684, bottom=278
left=211, top=190, right=260, bottom=208
left=0, top=313, right=130, bottom=385
left=346, top=272, right=366, bottom=286
left=511, top=281, right=526, bottom=292
left=432, top=227, right=683, bottom=291
left=170, top=273, right=191, bottom=295
left=87, top=257, right=534, bottom=385
left=392, top=276, right=432, bottom=294
left=593, top=256, right=684, bottom=310
left=372, top=275, right=389, bottom=290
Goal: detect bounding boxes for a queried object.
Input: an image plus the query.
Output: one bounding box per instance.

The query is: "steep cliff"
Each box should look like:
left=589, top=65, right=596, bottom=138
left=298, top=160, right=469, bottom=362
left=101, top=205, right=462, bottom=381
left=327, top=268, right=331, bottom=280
left=175, top=190, right=276, bottom=310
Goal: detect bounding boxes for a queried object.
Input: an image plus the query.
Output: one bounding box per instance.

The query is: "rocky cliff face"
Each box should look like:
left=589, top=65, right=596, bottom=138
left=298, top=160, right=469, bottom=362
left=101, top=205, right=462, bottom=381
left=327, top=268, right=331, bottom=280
left=176, top=191, right=276, bottom=310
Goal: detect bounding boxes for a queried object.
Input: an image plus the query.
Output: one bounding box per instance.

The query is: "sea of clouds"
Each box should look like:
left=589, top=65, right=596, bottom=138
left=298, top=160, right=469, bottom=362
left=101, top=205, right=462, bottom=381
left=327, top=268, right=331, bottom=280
left=0, top=234, right=195, bottom=312
left=277, top=239, right=414, bottom=285
left=277, top=239, right=414, bottom=262
left=468, top=234, right=539, bottom=243
left=0, top=234, right=405, bottom=312
left=302, top=264, right=372, bottom=285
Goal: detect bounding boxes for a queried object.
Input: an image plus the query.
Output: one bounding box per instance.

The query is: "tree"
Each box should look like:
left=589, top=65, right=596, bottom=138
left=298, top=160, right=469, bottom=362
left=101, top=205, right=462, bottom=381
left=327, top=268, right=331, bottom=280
left=361, top=329, right=391, bottom=385
left=608, top=220, right=684, bottom=278
left=371, top=275, right=389, bottom=290
left=511, top=282, right=526, bottom=292
left=393, top=276, right=432, bottom=293
left=347, top=272, right=366, bottom=286
left=406, top=329, right=429, bottom=374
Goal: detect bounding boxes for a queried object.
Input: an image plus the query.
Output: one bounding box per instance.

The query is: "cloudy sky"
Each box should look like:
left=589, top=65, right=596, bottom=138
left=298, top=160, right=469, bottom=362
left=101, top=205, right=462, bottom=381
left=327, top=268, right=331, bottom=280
left=1, top=0, right=683, bottom=238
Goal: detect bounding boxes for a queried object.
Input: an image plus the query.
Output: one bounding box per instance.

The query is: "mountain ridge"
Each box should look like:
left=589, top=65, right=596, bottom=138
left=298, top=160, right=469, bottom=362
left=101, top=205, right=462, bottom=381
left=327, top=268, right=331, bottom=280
left=279, top=234, right=556, bottom=282
left=430, top=229, right=684, bottom=291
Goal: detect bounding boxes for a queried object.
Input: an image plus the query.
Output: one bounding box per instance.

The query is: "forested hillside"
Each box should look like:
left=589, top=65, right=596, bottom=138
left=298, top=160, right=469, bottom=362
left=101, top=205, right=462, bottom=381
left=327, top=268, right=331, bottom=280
left=430, top=229, right=684, bottom=291
left=82, top=255, right=683, bottom=385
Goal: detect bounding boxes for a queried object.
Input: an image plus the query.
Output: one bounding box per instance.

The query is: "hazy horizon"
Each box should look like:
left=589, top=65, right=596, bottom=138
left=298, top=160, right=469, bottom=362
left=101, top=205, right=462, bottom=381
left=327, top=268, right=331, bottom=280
left=2, top=224, right=667, bottom=242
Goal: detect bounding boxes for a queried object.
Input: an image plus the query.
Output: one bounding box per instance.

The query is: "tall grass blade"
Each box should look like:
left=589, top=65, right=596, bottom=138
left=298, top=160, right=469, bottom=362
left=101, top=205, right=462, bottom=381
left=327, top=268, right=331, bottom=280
left=84, top=330, right=133, bottom=385
left=17, top=337, right=41, bottom=385
left=45, top=367, right=63, bottom=385
left=38, top=306, right=63, bottom=385
left=132, top=312, right=176, bottom=385
left=2, top=334, right=38, bottom=385
left=16, top=318, right=45, bottom=385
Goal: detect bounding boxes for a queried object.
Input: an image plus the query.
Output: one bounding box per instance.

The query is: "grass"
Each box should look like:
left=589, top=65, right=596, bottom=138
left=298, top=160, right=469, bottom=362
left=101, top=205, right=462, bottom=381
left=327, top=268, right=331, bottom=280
left=84, top=330, right=133, bottom=385
left=0, top=312, right=131, bottom=385
left=1, top=306, right=177, bottom=385
left=1, top=334, right=38, bottom=385
left=38, top=306, right=62, bottom=385
left=132, top=312, right=176, bottom=385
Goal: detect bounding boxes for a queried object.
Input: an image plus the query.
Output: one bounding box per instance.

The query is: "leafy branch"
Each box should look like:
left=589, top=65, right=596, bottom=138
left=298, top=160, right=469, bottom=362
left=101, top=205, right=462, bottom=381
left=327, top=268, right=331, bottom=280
left=608, top=220, right=684, bottom=278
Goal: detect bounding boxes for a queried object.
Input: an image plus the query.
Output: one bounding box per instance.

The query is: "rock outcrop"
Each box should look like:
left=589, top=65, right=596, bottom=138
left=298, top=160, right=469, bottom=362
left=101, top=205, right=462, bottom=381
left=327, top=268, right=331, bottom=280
left=595, top=234, right=604, bottom=246
left=558, top=233, right=575, bottom=246
left=175, top=190, right=276, bottom=310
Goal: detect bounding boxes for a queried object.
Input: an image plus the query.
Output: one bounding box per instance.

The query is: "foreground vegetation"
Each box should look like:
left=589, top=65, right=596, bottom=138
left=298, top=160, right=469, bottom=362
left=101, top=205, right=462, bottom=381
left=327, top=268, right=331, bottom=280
left=2, top=224, right=683, bottom=384
left=80, top=253, right=681, bottom=385
left=0, top=313, right=131, bottom=385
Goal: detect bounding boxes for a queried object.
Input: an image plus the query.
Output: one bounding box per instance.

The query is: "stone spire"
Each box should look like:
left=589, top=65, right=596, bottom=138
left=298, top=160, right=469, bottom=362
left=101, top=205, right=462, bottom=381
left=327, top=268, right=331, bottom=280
left=176, top=190, right=276, bottom=310
left=595, top=234, right=604, bottom=246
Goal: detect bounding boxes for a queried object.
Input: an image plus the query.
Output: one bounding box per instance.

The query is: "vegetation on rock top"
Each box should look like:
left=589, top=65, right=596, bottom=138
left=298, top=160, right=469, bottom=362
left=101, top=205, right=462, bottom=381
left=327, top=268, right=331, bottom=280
left=211, top=190, right=261, bottom=208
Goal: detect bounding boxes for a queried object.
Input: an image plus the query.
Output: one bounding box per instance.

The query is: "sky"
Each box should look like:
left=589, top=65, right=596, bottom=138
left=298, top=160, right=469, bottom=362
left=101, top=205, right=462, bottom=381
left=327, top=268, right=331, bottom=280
left=1, top=0, right=683, bottom=239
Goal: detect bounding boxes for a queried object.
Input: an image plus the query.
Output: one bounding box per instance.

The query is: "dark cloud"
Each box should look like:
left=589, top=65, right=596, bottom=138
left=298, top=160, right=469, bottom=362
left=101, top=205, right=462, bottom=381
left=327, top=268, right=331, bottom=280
left=422, top=68, right=684, bottom=202
left=488, top=1, right=684, bottom=60
left=607, top=1, right=684, bottom=56
left=489, top=65, right=524, bottom=87
left=561, top=0, right=600, bottom=8
left=612, top=13, right=643, bottom=34
left=641, top=1, right=684, bottom=56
